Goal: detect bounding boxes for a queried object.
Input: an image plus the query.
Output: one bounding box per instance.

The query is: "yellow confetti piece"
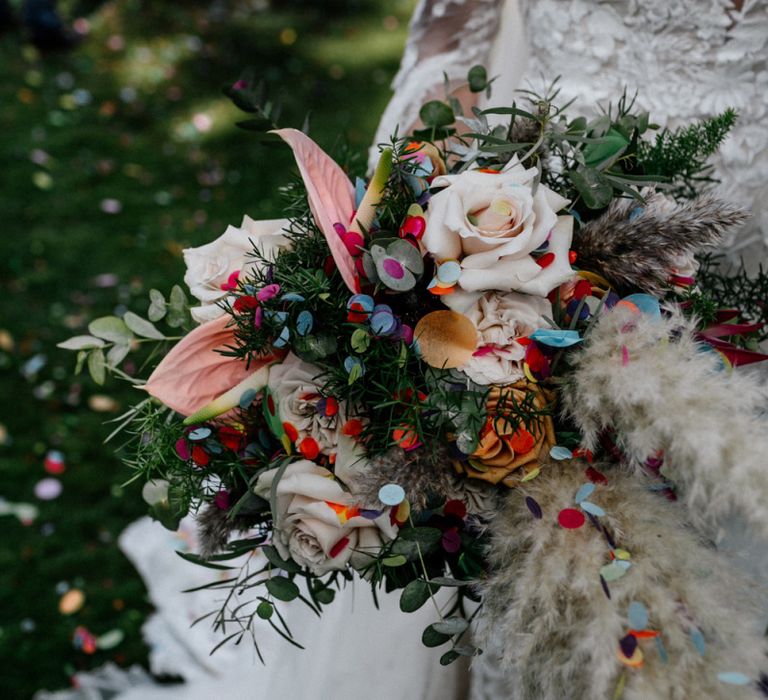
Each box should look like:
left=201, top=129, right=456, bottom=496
left=521, top=467, right=541, bottom=482
left=617, top=645, right=644, bottom=668
left=614, top=549, right=631, bottom=560
left=523, top=363, right=539, bottom=384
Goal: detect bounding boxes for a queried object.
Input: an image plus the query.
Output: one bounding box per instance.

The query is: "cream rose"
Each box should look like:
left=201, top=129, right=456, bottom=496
left=267, top=353, right=345, bottom=457
left=455, top=291, right=553, bottom=386
left=254, top=460, right=395, bottom=575
left=183, top=215, right=290, bottom=323
left=423, top=157, right=575, bottom=296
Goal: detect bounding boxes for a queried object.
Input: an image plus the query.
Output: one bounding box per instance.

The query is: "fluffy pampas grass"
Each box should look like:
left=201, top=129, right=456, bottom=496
left=563, top=305, right=768, bottom=538
left=573, top=193, right=747, bottom=295
left=479, top=458, right=767, bottom=700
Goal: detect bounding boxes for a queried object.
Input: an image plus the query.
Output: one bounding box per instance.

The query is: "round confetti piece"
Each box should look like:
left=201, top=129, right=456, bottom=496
left=34, top=478, right=62, bottom=501
left=296, top=310, right=314, bottom=336
left=585, top=467, right=608, bottom=484
left=414, top=310, right=477, bottom=369
left=175, top=438, right=190, bottom=461
left=521, top=467, right=541, bottom=482
left=690, top=627, right=706, bottom=656
left=549, top=445, right=573, bottom=461
left=299, top=437, right=320, bottom=461
left=441, top=528, right=462, bottom=553
left=378, top=483, right=406, bottom=506
left=617, top=643, right=644, bottom=668
left=436, top=260, right=461, bottom=285
left=96, top=628, right=125, bottom=650
left=580, top=500, right=605, bottom=517
left=188, top=427, right=212, bottom=441
left=44, top=450, right=66, bottom=475
left=382, top=258, right=405, bottom=279
left=557, top=508, right=585, bottom=529
left=628, top=601, right=649, bottom=630
left=525, top=496, right=543, bottom=519
left=574, top=482, right=595, bottom=503
left=619, top=633, right=638, bottom=659
left=717, top=672, right=751, bottom=685
left=59, top=589, right=85, bottom=615
left=614, top=549, right=631, bottom=560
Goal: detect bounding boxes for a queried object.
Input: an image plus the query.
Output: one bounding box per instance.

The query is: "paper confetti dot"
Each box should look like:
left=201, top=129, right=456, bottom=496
left=34, top=478, right=62, bottom=501
left=580, top=501, right=606, bottom=517
left=717, top=672, right=751, bottom=686
left=378, top=483, right=406, bottom=506
left=44, top=450, right=66, bottom=475
left=558, top=508, right=585, bottom=529
left=96, top=628, right=125, bottom=650
left=550, top=445, right=573, bottom=461
left=601, top=561, right=631, bottom=581
left=690, top=627, right=706, bottom=656
left=574, top=482, right=595, bottom=503
left=525, top=496, right=542, bottom=519
left=188, top=427, right=212, bottom=441
left=628, top=601, right=649, bottom=630
left=59, top=589, right=85, bottom=615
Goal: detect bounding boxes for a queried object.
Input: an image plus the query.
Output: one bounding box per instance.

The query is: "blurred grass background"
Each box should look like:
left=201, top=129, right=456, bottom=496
left=0, top=1, right=413, bottom=696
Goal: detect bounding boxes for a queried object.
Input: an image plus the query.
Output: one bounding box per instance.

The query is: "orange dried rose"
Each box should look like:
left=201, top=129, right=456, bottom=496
left=454, top=381, right=555, bottom=487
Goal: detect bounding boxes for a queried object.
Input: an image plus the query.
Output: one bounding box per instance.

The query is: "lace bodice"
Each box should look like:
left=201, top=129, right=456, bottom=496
left=375, top=0, right=768, bottom=265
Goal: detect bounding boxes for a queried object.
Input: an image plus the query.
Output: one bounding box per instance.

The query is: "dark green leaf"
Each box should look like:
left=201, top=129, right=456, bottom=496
left=467, top=65, right=488, bottom=93
left=432, top=617, right=469, bottom=636
left=429, top=576, right=471, bottom=587
left=175, top=550, right=234, bottom=570
left=261, top=544, right=302, bottom=574
left=314, top=588, right=335, bottom=605
left=422, top=624, right=451, bottom=648
left=440, top=650, right=460, bottom=666
left=256, top=601, right=274, bottom=620
left=419, top=100, right=455, bottom=128
left=265, top=576, right=300, bottom=602
left=568, top=168, right=614, bottom=209
left=583, top=127, right=629, bottom=167
left=400, top=579, right=433, bottom=613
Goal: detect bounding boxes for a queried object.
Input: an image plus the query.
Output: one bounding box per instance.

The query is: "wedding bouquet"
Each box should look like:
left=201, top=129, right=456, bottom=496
left=61, top=70, right=768, bottom=698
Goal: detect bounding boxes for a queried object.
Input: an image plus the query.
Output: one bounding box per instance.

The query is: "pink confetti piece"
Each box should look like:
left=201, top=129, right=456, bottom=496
left=621, top=346, right=630, bottom=366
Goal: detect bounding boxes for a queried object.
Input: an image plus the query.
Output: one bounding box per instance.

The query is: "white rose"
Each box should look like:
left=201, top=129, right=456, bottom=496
left=183, top=215, right=290, bottom=323
left=267, top=353, right=345, bottom=457
left=254, top=460, right=395, bottom=575
left=454, top=291, right=553, bottom=386
left=423, top=157, right=575, bottom=296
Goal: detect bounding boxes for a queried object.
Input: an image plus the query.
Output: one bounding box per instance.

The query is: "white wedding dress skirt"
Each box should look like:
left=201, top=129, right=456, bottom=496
left=112, top=516, right=469, bottom=700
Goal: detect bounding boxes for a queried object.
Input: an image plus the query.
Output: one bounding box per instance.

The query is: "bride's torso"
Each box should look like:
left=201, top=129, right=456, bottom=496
left=377, top=0, right=768, bottom=261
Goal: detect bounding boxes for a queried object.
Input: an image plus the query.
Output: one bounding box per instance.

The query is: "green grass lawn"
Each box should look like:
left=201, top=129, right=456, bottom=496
left=0, top=2, right=412, bottom=696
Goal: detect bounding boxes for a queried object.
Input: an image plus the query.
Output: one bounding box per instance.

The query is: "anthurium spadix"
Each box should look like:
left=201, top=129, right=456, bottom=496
left=272, top=128, right=393, bottom=293
left=182, top=363, right=271, bottom=426
left=348, top=146, right=393, bottom=237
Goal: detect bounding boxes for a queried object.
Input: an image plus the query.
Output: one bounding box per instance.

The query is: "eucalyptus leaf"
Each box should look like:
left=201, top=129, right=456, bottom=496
left=422, top=624, right=451, bottom=648
left=167, top=285, right=190, bottom=328
left=123, top=311, right=165, bottom=340
left=265, top=576, right=300, bottom=602
left=432, top=616, right=469, bottom=636
left=467, top=65, right=488, bottom=93
left=314, top=588, right=335, bottom=605
left=568, top=168, right=614, bottom=209
left=439, top=650, right=460, bottom=666
left=88, top=316, right=133, bottom=344
left=261, top=544, right=302, bottom=574
left=419, top=100, right=455, bottom=128
left=148, top=289, right=167, bottom=322
left=107, top=343, right=131, bottom=367
left=87, top=348, right=107, bottom=385
left=256, top=601, right=274, bottom=620
left=400, top=579, right=433, bottom=613
left=57, top=335, right=105, bottom=351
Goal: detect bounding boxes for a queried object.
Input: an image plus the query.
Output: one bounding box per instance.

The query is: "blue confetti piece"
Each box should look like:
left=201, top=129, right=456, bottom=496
left=355, top=177, right=367, bottom=209
left=550, top=445, right=573, bottom=461
left=615, top=560, right=632, bottom=571
left=344, top=356, right=365, bottom=374
left=296, top=310, right=313, bottom=337
left=623, top=293, right=661, bottom=320
left=575, top=482, right=595, bottom=503
left=273, top=326, right=290, bottom=348
left=188, top=427, right=212, bottom=441
left=371, top=309, right=397, bottom=336
left=717, top=672, right=751, bottom=686
left=378, top=483, right=405, bottom=506
left=628, top=601, right=648, bottom=630
left=243, top=284, right=256, bottom=294
left=529, top=329, right=582, bottom=348
left=580, top=500, right=605, bottom=517
left=281, top=292, right=305, bottom=302
left=360, top=509, right=383, bottom=520
left=690, top=627, right=706, bottom=656
left=347, top=294, right=375, bottom=313
left=628, top=206, right=645, bottom=222
left=655, top=636, right=668, bottom=664
left=239, top=388, right=258, bottom=409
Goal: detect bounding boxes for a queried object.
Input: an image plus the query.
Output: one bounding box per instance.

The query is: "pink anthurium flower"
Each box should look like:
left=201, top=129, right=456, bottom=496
left=273, top=128, right=393, bottom=294
left=144, top=314, right=277, bottom=417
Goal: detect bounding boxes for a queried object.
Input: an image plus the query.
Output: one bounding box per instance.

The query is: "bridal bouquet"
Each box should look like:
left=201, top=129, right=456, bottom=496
left=61, top=70, right=768, bottom=698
